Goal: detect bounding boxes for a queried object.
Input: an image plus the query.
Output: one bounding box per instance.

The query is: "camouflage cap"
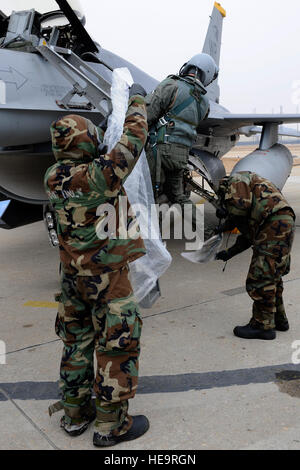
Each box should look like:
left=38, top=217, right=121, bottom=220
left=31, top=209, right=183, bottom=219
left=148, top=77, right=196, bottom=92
left=50, top=114, right=101, bottom=162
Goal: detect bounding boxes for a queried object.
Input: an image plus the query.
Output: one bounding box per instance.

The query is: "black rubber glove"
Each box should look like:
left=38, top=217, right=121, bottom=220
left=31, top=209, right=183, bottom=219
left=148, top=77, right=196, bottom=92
left=216, top=250, right=231, bottom=262
left=129, top=83, right=147, bottom=98
left=214, top=216, right=237, bottom=235
left=98, top=143, right=108, bottom=155
left=216, top=235, right=252, bottom=262
left=98, top=115, right=109, bottom=132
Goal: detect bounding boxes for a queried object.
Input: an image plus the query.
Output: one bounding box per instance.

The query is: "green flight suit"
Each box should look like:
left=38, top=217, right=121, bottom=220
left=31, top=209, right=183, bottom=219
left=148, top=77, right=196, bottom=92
left=145, top=75, right=210, bottom=230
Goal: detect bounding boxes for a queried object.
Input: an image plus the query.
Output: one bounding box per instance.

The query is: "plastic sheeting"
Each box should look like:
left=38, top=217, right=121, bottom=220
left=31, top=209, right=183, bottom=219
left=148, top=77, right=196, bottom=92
left=104, top=67, right=172, bottom=304
left=103, top=67, right=134, bottom=153
left=181, top=234, right=223, bottom=264
left=125, top=151, right=172, bottom=303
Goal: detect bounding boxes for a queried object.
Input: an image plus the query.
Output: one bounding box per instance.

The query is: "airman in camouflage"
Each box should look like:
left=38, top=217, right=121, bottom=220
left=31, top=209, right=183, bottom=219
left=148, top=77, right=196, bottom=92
left=215, top=171, right=295, bottom=340
left=44, top=90, right=150, bottom=446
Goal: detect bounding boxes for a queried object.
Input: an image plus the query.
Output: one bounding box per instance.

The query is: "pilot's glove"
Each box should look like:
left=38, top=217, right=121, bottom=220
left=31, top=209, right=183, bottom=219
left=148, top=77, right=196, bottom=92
left=129, top=83, right=147, bottom=98
left=216, top=250, right=231, bottom=262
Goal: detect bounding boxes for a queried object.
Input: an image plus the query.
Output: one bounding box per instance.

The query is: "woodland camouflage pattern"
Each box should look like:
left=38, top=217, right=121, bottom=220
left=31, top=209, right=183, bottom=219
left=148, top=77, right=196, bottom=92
left=218, top=172, right=295, bottom=330
left=44, top=96, right=148, bottom=276
left=56, top=266, right=141, bottom=435
left=45, top=96, right=148, bottom=434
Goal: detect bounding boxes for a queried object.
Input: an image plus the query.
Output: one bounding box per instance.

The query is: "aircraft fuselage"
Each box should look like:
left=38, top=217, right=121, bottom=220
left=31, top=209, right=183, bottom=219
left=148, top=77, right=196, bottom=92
left=0, top=47, right=237, bottom=154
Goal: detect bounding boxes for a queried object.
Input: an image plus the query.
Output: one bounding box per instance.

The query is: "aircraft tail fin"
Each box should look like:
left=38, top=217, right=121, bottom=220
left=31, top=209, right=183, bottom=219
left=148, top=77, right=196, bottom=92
left=202, top=2, right=226, bottom=103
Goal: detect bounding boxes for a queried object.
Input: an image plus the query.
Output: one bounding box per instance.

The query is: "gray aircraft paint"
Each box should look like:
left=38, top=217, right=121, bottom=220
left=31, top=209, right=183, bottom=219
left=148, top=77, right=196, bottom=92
left=0, top=47, right=158, bottom=147
left=230, top=144, right=294, bottom=190
left=0, top=1, right=300, bottom=209
left=202, top=2, right=225, bottom=103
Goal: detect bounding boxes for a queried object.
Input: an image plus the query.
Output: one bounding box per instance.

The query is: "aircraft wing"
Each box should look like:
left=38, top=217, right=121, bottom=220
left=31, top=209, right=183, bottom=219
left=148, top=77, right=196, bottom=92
left=223, top=114, right=300, bottom=125
left=240, top=125, right=300, bottom=139
left=197, top=113, right=300, bottom=135
left=208, top=114, right=300, bottom=127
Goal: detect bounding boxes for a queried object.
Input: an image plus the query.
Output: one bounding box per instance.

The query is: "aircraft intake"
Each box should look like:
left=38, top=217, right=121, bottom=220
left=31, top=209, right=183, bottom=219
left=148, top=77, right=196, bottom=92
left=0, top=151, right=55, bottom=204
left=230, top=143, right=293, bottom=190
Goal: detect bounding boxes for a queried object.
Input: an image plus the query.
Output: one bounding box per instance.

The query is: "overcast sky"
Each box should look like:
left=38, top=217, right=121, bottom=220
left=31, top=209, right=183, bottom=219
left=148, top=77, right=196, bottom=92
left=82, top=0, right=300, bottom=114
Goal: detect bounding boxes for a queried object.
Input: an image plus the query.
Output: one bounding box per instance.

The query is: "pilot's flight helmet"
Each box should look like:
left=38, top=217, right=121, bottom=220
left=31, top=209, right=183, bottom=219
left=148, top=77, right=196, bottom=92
left=179, top=53, right=219, bottom=87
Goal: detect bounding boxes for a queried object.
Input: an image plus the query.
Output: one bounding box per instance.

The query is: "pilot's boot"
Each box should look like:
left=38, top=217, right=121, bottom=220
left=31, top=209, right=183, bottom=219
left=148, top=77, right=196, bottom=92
left=233, top=320, right=276, bottom=340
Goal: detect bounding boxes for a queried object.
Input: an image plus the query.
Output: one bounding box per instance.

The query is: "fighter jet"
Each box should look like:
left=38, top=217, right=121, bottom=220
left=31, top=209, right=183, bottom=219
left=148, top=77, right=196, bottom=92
left=0, top=0, right=158, bottom=230
left=0, top=0, right=300, bottom=229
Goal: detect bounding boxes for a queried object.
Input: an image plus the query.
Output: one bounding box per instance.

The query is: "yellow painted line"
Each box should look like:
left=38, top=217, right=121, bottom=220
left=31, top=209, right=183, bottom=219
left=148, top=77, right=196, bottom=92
left=24, top=301, right=58, bottom=309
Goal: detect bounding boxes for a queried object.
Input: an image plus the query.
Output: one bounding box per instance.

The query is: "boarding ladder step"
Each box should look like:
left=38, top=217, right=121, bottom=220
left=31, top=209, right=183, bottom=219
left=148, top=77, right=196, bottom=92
left=37, top=44, right=112, bottom=116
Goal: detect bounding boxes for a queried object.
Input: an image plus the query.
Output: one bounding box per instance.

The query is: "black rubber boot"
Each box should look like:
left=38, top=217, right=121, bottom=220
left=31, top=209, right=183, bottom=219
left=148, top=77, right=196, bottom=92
left=93, top=415, right=150, bottom=447
left=233, top=322, right=276, bottom=340
left=275, top=315, right=290, bottom=332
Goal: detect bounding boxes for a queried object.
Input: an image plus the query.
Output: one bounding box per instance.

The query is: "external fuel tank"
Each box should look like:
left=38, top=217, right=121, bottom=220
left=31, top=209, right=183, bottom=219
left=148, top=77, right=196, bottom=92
left=230, top=143, right=293, bottom=190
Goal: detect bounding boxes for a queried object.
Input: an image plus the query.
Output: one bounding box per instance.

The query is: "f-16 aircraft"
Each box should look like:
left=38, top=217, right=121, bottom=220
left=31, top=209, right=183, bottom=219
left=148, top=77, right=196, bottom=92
left=0, top=0, right=300, bottom=229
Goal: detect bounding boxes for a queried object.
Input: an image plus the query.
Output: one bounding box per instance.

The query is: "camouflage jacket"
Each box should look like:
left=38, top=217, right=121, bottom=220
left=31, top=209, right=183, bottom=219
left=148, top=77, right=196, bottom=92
left=219, top=172, right=295, bottom=246
left=44, top=96, right=148, bottom=276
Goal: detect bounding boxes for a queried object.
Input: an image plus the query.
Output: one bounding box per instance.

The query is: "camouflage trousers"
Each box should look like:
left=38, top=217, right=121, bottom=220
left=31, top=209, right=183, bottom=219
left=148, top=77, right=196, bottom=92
left=246, top=211, right=295, bottom=330
left=55, top=265, right=142, bottom=435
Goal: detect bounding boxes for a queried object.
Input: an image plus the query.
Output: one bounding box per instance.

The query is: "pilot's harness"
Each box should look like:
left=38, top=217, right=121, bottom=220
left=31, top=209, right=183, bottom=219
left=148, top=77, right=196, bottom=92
left=149, top=78, right=205, bottom=201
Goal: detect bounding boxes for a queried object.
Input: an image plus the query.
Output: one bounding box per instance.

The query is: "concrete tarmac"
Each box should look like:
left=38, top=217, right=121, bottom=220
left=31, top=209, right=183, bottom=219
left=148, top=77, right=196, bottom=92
left=1, top=171, right=300, bottom=450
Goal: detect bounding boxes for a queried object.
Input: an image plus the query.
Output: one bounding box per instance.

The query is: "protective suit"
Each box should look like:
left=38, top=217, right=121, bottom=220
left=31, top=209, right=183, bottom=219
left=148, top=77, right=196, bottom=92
left=44, top=95, right=148, bottom=437
left=216, top=171, right=295, bottom=340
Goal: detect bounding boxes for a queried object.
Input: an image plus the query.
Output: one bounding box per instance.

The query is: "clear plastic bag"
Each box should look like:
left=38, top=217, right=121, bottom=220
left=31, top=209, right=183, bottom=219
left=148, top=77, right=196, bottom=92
left=181, top=234, right=223, bottom=264
left=103, top=67, right=134, bottom=153
left=125, top=151, right=172, bottom=304
left=104, top=67, right=172, bottom=305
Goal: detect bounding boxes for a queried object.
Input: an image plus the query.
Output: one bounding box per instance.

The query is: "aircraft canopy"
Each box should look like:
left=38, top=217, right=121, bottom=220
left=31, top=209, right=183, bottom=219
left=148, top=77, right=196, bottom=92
left=1, top=0, right=84, bottom=25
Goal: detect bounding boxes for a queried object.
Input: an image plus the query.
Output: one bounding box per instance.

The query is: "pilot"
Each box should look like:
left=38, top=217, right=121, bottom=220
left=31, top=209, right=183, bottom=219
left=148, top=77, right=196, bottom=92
left=44, top=84, right=150, bottom=447
left=215, top=171, right=295, bottom=340
left=145, top=53, right=219, bottom=230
